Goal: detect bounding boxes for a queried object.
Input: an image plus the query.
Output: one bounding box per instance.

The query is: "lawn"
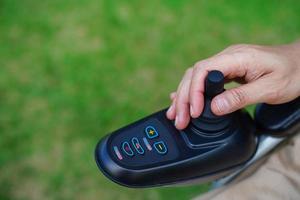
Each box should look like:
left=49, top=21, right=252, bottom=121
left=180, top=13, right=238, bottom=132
left=0, top=0, right=299, bottom=199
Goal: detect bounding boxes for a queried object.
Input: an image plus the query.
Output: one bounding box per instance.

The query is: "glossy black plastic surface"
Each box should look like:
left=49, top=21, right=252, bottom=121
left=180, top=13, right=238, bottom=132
left=255, top=97, right=300, bottom=137
left=95, top=71, right=258, bottom=187
left=95, top=108, right=257, bottom=187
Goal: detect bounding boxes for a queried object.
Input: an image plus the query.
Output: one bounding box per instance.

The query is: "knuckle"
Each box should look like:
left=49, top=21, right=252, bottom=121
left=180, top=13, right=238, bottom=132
left=233, top=46, right=260, bottom=65
left=226, top=44, right=248, bottom=51
left=193, top=60, right=209, bottom=70
left=185, top=67, right=193, bottom=75
left=235, top=44, right=252, bottom=50
left=170, top=92, right=176, bottom=99
left=227, top=44, right=258, bottom=55
left=193, top=61, right=202, bottom=70
left=175, top=100, right=186, bottom=112
left=175, top=98, right=181, bottom=110
left=176, top=91, right=187, bottom=105
left=229, top=88, right=248, bottom=107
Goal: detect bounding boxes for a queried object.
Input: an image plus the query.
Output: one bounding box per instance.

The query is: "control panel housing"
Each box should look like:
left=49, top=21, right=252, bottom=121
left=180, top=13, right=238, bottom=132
left=95, top=108, right=257, bottom=187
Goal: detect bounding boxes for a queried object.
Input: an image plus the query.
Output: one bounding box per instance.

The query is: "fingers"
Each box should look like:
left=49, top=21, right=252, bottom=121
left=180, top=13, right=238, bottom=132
left=166, top=48, right=257, bottom=130
left=174, top=68, right=193, bottom=130
left=166, top=92, right=176, bottom=120
left=211, top=77, right=270, bottom=115
left=189, top=54, right=246, bottom=118
left=170, top=92, right=176, bottom=100
left=167, top=53, right=247, bottom=129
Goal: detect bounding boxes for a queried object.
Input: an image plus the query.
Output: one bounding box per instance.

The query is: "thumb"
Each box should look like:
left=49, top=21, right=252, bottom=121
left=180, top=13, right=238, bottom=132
left=211, top=79, right=270, bottom=115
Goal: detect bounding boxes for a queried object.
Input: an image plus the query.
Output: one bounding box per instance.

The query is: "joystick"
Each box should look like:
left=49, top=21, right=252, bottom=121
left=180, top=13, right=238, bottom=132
left=189, top=70, right=231, bottom=136
left=95, top=70, right=258, bottom=187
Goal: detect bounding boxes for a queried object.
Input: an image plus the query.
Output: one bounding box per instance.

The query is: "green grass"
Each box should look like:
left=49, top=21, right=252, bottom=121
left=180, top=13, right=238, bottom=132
left=0, top=0, right=299, bottom=199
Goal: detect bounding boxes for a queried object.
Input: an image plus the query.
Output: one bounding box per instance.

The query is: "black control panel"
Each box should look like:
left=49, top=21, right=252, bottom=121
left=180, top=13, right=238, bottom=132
left=255, top=97, right=300, bottom=137
left=95, top=70, right=258, bottom=187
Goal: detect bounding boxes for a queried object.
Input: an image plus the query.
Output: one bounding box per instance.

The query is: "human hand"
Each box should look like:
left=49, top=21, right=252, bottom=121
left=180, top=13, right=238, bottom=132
left=166, top=42, right=300, bottom=130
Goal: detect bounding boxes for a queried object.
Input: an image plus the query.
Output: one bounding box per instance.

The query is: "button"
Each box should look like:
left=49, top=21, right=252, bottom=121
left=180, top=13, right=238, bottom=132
left=113, top=146, right=123, bottom=160
left=122, top=142, right=134, bottom=157
left=132, top=137, right=145, bottom=155
left=143, top=137, right=152, bottom=151
left=145, top=126, right=159, bottom=139
left=153, top=141, right=168, bottom=155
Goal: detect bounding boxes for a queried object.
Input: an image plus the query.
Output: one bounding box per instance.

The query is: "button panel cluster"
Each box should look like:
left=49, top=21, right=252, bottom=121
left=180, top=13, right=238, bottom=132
left=109, top=118, right=179, bottom=168
left=113, top=125, right=168, bottom=160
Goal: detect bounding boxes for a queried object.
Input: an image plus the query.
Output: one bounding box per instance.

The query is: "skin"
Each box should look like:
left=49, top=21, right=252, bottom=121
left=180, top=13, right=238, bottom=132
left=166, top=41, right=300, bottom=130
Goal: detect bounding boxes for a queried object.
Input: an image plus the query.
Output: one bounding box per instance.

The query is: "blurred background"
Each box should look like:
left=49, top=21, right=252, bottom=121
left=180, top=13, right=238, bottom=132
left=0, top=0, right=299, bottom=199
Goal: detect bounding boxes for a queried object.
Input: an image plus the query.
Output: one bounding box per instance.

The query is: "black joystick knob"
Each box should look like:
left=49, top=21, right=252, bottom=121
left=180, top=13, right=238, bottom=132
left=205, top=70, right=224, bottom=98
left=190, top=70, right=231, bottom=135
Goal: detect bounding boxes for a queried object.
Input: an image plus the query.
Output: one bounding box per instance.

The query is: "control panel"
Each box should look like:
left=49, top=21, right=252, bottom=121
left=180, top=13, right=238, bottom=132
left=95, top=70, right=258, bottom=187
left=108, top=118, right=179, bottom=168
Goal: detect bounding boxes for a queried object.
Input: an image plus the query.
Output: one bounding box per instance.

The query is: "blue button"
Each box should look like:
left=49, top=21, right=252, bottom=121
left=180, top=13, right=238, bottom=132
left=153, top=141, right=168, bottom=155
left=121, top=142, right=134, bottom=157
left=132, top=137, right=145, bottom=155
left=145, top=126, right=159, bottom=139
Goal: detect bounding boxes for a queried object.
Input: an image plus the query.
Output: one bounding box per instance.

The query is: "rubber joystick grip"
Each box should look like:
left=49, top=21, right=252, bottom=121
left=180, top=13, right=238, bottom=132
left=205, top=70, right=224, bottom=98
left=190, top=70, right=231, bottom=135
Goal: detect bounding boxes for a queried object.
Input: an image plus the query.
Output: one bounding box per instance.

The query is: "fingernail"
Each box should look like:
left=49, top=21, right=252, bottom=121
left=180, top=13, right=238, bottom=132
left=190, top=105, right=194, bottom=117
left=175, top=116, right=178, bottom=126
left=167, top=104, right=173, bottom=114
left=215, top=97, right=230, bottom=114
